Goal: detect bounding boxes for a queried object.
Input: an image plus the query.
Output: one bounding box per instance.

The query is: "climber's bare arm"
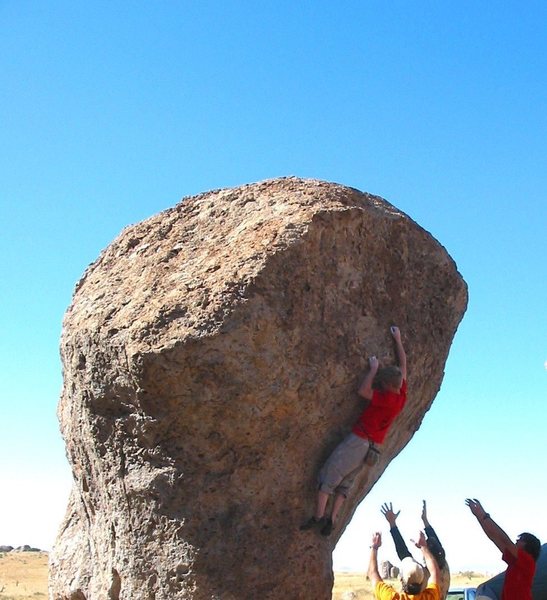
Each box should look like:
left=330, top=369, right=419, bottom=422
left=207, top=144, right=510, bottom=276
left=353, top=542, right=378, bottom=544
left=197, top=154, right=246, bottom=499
left=358, top=356, right=379, bottom=400
left=390, top=326, right=407, bottom=381
left=367, top=532, right=383, bottom=587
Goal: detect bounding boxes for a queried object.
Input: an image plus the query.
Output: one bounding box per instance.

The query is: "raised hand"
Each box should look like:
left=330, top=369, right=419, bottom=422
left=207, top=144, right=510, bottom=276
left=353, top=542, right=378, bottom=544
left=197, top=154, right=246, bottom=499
left=371, top=531, right=382, bottom=549
left=465, top=498, right=487, bottom=520
left=380, top=502, right=400, bottom=526
left=421, top=500, right=430, bottom=527
left=413, top=531, right=427, bottom=548
left=390, top=325, right=401, bottom=341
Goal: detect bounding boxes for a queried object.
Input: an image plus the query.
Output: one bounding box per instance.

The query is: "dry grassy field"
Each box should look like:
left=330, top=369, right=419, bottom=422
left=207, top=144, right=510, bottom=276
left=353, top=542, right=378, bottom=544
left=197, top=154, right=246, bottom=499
left=0, top=552, right=48, bottom=600
left=0, top=552, right=487, bottom=599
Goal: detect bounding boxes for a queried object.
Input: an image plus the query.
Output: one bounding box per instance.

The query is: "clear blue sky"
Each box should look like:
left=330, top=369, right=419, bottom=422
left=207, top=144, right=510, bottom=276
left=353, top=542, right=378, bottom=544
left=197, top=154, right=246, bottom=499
left=1, top=1, right=545, bottom=575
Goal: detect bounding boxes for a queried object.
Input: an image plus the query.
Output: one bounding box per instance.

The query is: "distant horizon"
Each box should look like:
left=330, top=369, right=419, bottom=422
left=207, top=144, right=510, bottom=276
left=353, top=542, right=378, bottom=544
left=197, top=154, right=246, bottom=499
left=1, top=545, right=542, bottom=584
left=0, top=543, right=519, bottom=580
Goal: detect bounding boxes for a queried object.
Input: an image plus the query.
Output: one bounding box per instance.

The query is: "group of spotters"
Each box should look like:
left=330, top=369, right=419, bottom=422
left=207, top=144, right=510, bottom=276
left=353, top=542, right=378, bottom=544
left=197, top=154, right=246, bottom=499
left=367, top=498, right=540, bottom=600
left=300, top=327, right=541, bottom=599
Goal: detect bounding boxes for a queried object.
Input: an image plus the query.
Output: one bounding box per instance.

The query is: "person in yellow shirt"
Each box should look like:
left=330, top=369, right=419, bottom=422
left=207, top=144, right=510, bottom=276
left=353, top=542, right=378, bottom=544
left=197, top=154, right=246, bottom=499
left=367, top=530, right=440, bottom=600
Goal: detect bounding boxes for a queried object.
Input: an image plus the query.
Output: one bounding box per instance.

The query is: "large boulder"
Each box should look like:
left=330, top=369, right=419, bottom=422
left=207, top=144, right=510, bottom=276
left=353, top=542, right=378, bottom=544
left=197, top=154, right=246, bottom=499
left=50, top=177, right=467, bottom=600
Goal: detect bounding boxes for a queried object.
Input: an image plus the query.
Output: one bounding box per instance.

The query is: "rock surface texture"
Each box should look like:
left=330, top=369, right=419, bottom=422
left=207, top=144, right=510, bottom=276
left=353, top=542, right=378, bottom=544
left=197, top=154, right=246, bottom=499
left=50, top=177, right=467, bottom=600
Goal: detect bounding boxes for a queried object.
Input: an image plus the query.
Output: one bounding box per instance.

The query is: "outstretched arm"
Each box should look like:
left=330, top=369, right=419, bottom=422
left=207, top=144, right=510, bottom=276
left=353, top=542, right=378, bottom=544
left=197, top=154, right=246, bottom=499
left=421, top=499, right=430, bottom=528
left=416, top=531, right=440, bottom=586
left=381, top=502, right=412, bottom=560
left=358, top=356, right=379, bottom=400
left=390, top=326, right=407, bottom=381
left=422, top=500, right=442, bottom=546
left=367, top=532, right=383, bottom=588
left=465, top=498, right=516, bottom=558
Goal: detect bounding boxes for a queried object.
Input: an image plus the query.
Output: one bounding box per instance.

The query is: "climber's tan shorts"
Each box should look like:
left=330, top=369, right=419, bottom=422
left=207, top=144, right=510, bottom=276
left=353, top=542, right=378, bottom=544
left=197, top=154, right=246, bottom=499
left=318, top=433, right=370, bottom=497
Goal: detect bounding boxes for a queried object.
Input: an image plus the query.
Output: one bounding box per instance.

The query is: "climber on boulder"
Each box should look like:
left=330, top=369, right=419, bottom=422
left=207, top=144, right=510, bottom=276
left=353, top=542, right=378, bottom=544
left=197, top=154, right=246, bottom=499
left=300, top=325, right=407, bottom=537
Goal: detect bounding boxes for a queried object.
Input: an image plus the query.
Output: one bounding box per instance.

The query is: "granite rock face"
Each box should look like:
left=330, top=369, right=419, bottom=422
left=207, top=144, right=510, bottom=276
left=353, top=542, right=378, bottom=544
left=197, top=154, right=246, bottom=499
left=50, top=177, right=467, bottom=600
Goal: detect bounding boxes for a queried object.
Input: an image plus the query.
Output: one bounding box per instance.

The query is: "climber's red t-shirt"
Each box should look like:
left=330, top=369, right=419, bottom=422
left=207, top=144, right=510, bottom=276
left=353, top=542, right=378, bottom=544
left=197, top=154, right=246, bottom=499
left=351, top=379, right=407, bottom=444
left=502, top=547, right=536, bottom=600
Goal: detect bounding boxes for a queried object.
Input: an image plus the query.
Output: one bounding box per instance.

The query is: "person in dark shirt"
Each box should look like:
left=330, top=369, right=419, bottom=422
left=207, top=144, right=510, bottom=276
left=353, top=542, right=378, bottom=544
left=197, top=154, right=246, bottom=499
left=381, top=501, right=450, bottom=598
